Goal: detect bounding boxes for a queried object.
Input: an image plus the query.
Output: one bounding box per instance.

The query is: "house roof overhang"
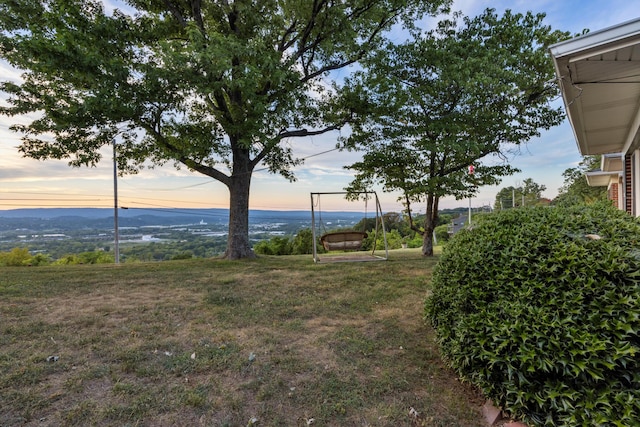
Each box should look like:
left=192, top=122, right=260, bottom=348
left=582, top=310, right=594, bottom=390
left=585, top=170, right=621, bottom=186
left=550, top=18, right=640, bottom=156
left=601, top=153, right=624, bottom=172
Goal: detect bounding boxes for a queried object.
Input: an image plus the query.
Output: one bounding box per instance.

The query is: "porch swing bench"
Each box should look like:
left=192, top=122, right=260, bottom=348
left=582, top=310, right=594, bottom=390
left=311, top=191, right=388, bottom=263
left=320, top=231, right=368, bottom=251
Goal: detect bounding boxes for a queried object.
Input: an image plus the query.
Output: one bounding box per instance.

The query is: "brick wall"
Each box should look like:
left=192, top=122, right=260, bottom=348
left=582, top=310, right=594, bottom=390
left=625, top=155, right=632, bottom=214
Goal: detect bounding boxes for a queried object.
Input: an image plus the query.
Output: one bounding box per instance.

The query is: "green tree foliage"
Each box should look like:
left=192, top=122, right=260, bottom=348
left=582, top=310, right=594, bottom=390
left=342, top=9, right=569, bottom=256
left=0, top=0, right=450, bottom=260
left=494, top=178, right=547, bottom=209
left=254, top=228, right=316, bottom=256
left=291, top=228, right=314, bottom=255
left=29, top=253, right=52, bottom=266
left=253, top=236, right=292, bottom=256
left=426, top=203, right=640, bottom=426
left=0, top=247, right=52, bottom=266
left=554, top=155, right=607, bottom=206
left=433, top=224, right=450, bottom=244
left=352, top=217, right=378, bottom=234
left=383, top=229, right=403, bottom=249
left=53, top=251, right=114, bottom=265
left=2, top=247, right=32, bottom=266
left=120, top=237, right=226, bottom=261
left=171, top=251, right=194, bottom=260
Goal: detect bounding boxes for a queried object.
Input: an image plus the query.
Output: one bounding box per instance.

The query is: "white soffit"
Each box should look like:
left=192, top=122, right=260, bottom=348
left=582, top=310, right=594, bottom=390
left=585, top=171, right=620, bottom=187
left=550, top=18, right=640, bottom=156
left=601, top=153, right=623, bottom=172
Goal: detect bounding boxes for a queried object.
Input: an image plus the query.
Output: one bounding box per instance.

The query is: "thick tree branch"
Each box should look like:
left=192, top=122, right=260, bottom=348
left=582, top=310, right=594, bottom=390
left=295, top=0, right=327, bottom=74
left=299, top=11, right=399, bottom=84
left=162, top=0, right=186, bottom=27
left=179, top=156, right=231, bottom=187
left=440, top=145, right=497, bottom=177
left=138, top=120, right=231, bottom=186
left=404, top=193, right=424, bottom=236
left=288, top=2, right=403, bottom=83
left=277, top=122, right=343, bottom=139
left=278, top=19, right=299, bottom=52
left=191, top=0, right=206, bottom=36
left=249, top=121, right=346, bottom=170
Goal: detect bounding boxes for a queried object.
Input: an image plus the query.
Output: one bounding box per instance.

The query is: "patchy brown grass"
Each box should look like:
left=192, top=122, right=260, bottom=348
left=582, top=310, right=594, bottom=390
left=0, top=250, right=484, bottom=426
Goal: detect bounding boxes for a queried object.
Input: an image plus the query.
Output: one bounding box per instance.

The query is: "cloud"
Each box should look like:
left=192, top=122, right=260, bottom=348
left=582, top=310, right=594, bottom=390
left=0, top=60, right=22, bottom=85
left=1, top=1, right=639, bottom=211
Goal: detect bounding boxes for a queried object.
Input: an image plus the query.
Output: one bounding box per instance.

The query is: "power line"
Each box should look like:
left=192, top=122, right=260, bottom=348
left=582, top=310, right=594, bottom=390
left=0, top=198, right=107, bottom=202
left=0, top=202, right=114, bottom=207
left=0, top=145, right=345, bottom=210
left=119, top=178, right=214, bottom=192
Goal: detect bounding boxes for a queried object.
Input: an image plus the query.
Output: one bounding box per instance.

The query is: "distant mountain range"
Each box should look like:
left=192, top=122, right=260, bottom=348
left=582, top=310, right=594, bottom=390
left=0, top=207, right=293, bottom=219
left=0, top=207, right=365, bottom=220
left=0, top=208, right=368, bottom=232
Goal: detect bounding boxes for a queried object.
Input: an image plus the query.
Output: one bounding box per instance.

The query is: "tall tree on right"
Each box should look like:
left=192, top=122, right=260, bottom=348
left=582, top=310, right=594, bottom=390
left=494, top=178, right=547, bottom=210
left=554, top=156, right=607, bottom=206
left=341, top=9, right=570, bottom=256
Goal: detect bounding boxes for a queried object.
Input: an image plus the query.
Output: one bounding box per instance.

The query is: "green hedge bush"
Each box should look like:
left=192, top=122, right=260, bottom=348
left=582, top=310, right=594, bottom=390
left=425, top=203, right=640, bottom=426
left=0, top=247, right=51, bottom=266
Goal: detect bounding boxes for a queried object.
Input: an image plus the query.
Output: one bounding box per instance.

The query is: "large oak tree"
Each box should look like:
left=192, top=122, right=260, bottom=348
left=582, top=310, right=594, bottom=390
left=554, top=156, right=607, bottom=206
left=494, top=178, right=547, bottom=210
left=0, top=0, right=449, bottom=259
left=342, top=9, right=570, bottom=255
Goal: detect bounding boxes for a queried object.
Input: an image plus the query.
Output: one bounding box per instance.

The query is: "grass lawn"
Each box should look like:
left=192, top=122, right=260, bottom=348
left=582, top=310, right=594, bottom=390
left=0, top=249, right=484, bottom=426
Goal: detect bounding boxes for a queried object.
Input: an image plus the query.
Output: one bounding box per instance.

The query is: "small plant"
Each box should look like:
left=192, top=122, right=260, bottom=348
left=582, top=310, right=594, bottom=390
left=425, top=203, right=640, bottom=426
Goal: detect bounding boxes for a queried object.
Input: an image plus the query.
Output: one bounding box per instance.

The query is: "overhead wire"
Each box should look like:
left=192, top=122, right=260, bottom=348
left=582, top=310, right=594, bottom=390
left=0, top=143, right=345, bottom=211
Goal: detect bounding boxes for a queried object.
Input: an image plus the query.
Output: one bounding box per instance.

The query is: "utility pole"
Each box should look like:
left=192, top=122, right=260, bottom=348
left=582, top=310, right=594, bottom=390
left=113, top=140, right=120, bottom=264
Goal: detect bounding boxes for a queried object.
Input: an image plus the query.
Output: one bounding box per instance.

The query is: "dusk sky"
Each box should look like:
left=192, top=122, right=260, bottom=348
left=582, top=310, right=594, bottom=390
left=1, top=0, right=638, bottom=213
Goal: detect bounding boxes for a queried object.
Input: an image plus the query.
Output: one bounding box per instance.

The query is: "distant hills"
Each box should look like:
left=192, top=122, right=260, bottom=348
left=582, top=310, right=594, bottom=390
left=0, top=208, right=273, bottom=220
left=0, top=207, right=362, bottom=220
left=0, top=208, right=367, bottom=232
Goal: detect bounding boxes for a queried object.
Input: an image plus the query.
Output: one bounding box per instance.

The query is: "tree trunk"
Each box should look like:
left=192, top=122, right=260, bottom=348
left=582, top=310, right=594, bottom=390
left=222, top=150, right=256, bottom=260
left=422, top=231, right=433, bottom=256
left=421, top=194, right=440, bottom=257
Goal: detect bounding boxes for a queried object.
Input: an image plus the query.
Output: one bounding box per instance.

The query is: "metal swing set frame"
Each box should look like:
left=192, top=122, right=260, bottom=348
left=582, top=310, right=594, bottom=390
left=310, top=191, right=388, bottom=263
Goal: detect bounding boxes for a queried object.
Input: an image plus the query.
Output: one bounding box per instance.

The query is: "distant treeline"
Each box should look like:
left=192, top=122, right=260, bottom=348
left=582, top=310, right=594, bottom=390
left=0, top=210, right=468, bottom=266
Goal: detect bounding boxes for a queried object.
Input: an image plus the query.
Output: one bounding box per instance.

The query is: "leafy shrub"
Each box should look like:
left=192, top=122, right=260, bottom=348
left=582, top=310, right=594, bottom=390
left=254, top=229, right=341, bottom=255
left=385, top=229, right=403, bottom=249
left=29, top=253, right=52, bottom=266
left=0, top=247, right=51, bottom=266
left=78, top=251, right=115, bottom=264
left=253, top=236, right=292, bottom=255
left=434, top=224, right=450, bottom=244
left=53, top=251, right=114, bottom=264
left=407, top=234, right=424, bottom=248
left=53, top=254, right=82, bottom=265
left=425, top=203, right=640, bottom=426
left=0, top=247, right=32, bottom=266
left=291, top=228, right=314, bottom=255
left=371, top=227, right=441, bottom=250
left=171, top=251, right=194, bottom=260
